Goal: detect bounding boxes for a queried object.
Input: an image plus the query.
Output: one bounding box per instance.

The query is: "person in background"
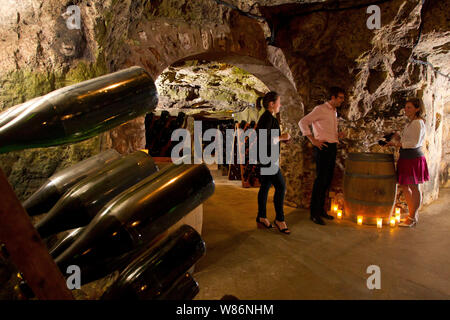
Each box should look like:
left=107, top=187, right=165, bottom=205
left=256, top=96, right=265, bottom=120
left=386, top=98, right=429, bottom=227
left=298, top=87, right=345, bottom=225
left=256, top=91, right=291, bottom=234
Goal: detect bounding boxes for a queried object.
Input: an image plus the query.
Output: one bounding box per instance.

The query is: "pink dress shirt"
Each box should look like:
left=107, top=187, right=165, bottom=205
left=298, top=102, right=339, bottom=143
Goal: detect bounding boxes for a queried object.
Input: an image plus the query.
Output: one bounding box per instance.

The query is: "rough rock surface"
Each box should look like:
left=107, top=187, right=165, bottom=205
left=0, top=0, right=448, bottom=210
left=156, top=60, right=268, bottom=113
left=0, top=0, right=449, bottom=301
left=263, top=0, right=450, bottom=207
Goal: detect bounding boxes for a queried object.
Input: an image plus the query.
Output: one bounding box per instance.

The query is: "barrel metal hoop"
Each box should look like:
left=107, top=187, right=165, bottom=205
left=344, top=172, right=396, bottom=179
left=347, top=158, right=393, bottom=162
left=345, top=197, right=394, bottom=206
left=347, top=153, right=394, bottom=162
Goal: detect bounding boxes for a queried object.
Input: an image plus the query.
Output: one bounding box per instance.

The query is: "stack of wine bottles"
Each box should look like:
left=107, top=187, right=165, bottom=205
left=0, top=66, right=212, bottom=299
left=241, top=121, right=261, bottom=188
left=228, top=121, right=247, bottom=180
left=18, top=150, right=214, bottom=299
left=217, top=120, right=235, bottom=176
left=145, top=111, right=186, bottom=157
left=101, top=225, right=204, bottom=300
left=226, top=120, right=261, bottom=187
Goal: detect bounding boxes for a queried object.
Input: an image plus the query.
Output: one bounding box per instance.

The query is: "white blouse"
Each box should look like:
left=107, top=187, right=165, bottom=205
left=401, top=119, right=426, bottom=149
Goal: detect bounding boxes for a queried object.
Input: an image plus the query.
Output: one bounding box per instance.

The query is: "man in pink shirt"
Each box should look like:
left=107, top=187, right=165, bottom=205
left=298, top=87, right=345, bottom=225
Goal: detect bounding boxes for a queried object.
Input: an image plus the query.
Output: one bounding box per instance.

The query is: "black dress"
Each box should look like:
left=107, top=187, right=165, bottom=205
left=256, top=110, right=286, bottom=221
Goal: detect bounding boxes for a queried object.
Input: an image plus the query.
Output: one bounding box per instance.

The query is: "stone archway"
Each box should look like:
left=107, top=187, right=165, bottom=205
left=106, top=12, right=306, bottom=208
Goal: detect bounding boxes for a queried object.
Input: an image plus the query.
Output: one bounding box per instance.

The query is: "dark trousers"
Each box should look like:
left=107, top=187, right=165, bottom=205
left=257, top=168, right=286, bottom=222
left=310, top=143, right=337, bottom=217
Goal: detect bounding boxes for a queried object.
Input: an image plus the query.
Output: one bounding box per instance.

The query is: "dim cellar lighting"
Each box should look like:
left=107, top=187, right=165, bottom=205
left=377, top=218, right=382, bottom=229
left=357, top=216, right=363, bottom=225
left=390, top=217, right=396, bottom=227
left=395, top=208, right=401, bottom=223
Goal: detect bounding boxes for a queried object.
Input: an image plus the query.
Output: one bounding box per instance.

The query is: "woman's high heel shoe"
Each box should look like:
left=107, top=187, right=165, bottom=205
left=274, top=220, right=291, bottom=235
left=256, top=217, right=273, bottom=229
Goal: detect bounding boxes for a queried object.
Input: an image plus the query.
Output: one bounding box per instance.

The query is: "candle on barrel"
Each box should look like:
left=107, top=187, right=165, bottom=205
left=395, top=208, right=401, bottom=223
left=337, top=210, right=343, bottom=219
left=390, top=217, right=396, bottom=227
left=357, top=216, right=363, bottom=225
left=377, top=218, right=383, bottom=229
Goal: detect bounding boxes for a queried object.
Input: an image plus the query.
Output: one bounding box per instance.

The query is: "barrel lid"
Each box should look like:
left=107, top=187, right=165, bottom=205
left=347, top=152, right=394, bottom=162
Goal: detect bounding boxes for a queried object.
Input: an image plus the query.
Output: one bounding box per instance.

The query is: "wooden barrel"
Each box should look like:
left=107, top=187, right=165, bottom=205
left=343, top=153, right=397, bottom=225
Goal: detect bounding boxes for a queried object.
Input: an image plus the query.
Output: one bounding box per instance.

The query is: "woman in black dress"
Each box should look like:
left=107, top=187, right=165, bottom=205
left=256, top=92, right=291, bottom=234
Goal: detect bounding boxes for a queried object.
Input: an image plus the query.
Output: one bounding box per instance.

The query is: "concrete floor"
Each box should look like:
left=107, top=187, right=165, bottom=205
left=193, top=170, right=450, bottom=300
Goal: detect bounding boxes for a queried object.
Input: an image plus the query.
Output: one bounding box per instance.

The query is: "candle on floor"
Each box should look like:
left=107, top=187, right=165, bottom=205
left=337, top=210, right=343, bottom=219
left=395, top=208, right=401, bottom=223
left=377, top=218, right=382, bottom=228
left=357, top=216, right=363, bottom=225
left=390, top=217, right=396, bottom=227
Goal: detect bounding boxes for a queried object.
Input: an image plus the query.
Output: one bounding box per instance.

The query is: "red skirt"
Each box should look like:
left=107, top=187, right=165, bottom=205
left=397, top=156, right=429, bottom=185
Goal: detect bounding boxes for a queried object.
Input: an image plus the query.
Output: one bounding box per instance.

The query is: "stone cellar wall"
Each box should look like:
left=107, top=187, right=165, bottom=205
left=0, top=0, right=448, bottom=211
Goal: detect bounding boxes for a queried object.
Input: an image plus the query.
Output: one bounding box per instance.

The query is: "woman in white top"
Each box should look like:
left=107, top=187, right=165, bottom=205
left=387, top=98, right=429, bottom=227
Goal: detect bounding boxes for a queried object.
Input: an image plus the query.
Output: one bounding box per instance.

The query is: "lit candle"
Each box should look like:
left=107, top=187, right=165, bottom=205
left=333, top=205, right=339, bottom=213
left=390, top=217, right=396, bottom=227
left=395, top=208, right=401, bottom=223
left=337, top=210, right=343, bottom=219
left=377, top=218, right=382, bottom=228
left=357, top=216, right=363, bottom=225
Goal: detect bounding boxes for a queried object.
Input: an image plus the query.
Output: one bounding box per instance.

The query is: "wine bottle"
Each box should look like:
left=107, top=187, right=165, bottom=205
left=147, top=110, right=170, bottom=154
left=156, top=272, right=199, bottom=300
left=384, top=132, right=394, bottom=141
left=48, top=228, right=83, bottom=259
left=0, top=66, right=158, bottom=153
left=160, top=112, right=186, bottom=156
left=35, top=151, right=158, bottom=238
left=144, top=112, right=154, bottom=150
left=153, top=112, right=186, bottom=157
left=378, top=132, right=395, bottom=146
left=101, top=225, right=205, bottom=300
left=23, top=149, right=121, bottom=216
left=0, top=96, right=41, bottom=128
left=54, top=163, right=214, bottom=284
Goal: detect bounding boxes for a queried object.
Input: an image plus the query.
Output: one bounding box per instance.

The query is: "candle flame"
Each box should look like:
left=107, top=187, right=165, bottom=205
left=390, top=217, right=396, bottom=227
left=377, top=218, right=382, bottom=228
left=357, top=216, right=363, bottom=225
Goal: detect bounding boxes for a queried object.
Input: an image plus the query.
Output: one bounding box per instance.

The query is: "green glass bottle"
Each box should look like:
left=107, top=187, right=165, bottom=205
left=0, top=66, right=158, bottom=153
